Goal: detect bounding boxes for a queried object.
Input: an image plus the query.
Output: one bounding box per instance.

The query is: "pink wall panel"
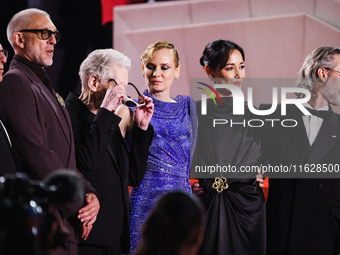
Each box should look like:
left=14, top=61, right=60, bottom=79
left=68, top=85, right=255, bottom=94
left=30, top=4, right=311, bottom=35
left=114, top=0, right=340, bottom=104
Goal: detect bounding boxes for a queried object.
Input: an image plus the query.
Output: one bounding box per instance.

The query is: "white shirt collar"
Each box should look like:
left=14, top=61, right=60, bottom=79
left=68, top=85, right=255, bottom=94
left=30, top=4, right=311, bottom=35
left=303, top=103, right=329, bottom=111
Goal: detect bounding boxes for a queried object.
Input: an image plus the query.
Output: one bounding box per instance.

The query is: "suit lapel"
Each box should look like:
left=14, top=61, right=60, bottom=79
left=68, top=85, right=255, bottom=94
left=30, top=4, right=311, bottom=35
left=107, top=130, right=128, bottom=179
left=0, top=120, right=12, bottom=148
left=107, top=144, right=122, bottom=178
left=108, top=128, right=129, bottom=182
left=285, top=105, right=311, bottom=159
left=17, top=61, right=71, bottom=145
left=308, top=110, right=340, bottom=164
left=37, top=82, right=70, bottom=144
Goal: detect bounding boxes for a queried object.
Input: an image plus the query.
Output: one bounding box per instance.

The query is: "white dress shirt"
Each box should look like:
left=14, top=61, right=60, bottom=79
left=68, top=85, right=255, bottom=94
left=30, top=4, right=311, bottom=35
left=302, top=103, right=329, bottom=145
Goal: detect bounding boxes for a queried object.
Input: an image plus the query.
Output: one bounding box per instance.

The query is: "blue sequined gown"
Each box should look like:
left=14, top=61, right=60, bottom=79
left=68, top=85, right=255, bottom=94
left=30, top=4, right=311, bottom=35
left=129, top=90, right=197, bottom=253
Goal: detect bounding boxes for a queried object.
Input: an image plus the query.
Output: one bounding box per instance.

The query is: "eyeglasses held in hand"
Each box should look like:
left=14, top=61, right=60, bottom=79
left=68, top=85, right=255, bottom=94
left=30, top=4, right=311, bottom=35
left=19, top=29, right=61, bottom=42
left=0, top=49, right=8, bottom=58
left=110, top=79, right=145, bottom=108
left=124, top=82, right=145, bottom=108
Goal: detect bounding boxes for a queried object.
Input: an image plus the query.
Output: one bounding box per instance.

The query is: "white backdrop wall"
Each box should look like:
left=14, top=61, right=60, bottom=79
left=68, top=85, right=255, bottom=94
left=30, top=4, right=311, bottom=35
left=114, top=0, right=340, bottom=107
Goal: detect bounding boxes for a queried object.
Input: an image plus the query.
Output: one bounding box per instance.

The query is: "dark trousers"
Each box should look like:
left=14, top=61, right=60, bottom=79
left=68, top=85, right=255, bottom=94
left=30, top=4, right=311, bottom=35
left=78, top=243, right=121, bottom=255
left=53, top=241, right=77, bottom=255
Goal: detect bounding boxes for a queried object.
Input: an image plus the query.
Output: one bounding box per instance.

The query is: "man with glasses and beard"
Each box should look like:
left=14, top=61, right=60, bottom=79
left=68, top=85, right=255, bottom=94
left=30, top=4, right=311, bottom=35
left=0, top=9, right=101, bottom=255
left=65, top=49, right=154, bottom=255
left=261, top=46, right=340, bottom=255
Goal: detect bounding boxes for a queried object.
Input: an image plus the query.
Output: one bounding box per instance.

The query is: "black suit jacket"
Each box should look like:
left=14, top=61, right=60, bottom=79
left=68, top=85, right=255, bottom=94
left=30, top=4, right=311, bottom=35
left=0, top=58, right=97, bottom=249
left=261, top=104, right=340, bottom=255
left=65, top=92, right=153, bottom=253
left=0, top=119, right=18, bottom=175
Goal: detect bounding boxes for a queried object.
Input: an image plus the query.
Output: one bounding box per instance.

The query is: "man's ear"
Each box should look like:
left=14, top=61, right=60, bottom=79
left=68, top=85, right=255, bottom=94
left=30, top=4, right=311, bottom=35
left=317, top=67, right=328, bottom=82
left=88, top=75, right=99, bottom=92
left=13, top=32, right=25, bottom=49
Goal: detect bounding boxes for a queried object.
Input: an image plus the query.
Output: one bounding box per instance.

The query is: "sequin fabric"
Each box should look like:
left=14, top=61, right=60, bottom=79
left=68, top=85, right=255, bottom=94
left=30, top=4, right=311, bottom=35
left=129, top=90, right=196, bottom=253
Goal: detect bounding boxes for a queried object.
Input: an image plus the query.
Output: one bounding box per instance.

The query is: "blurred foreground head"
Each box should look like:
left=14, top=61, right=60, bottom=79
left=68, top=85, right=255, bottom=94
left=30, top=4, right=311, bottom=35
left=135, top=191, right=206, bottom=255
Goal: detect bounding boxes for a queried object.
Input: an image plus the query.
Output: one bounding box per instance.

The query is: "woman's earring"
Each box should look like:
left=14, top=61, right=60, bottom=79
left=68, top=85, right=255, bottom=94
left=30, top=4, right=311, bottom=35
left=174, top=76, right=179, bottom=80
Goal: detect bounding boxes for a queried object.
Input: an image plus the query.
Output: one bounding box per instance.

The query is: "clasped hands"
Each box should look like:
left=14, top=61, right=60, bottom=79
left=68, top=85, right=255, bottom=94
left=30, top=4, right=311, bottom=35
left=78, top=193, right=100, bottom=240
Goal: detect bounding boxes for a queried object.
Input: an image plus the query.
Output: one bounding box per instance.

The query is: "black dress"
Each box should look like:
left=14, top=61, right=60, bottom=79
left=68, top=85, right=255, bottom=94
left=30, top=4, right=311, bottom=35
left=195, top=97, right=266, bottom=255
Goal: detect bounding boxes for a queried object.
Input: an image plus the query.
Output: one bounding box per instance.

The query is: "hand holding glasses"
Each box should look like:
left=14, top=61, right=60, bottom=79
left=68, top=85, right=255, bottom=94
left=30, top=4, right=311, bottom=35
left=110, top=79, right=145, bottom=108
left=124, top=82, right=145, bottom=108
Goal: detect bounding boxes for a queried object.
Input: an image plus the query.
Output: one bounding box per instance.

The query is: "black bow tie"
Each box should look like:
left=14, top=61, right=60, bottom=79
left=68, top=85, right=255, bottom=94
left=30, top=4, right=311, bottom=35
left=305, top=108, right=329, bottom=119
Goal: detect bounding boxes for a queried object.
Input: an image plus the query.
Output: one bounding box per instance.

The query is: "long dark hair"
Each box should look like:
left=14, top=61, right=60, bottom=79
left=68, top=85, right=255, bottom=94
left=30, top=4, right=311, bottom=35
left=200, top=39, right=245, bottom=72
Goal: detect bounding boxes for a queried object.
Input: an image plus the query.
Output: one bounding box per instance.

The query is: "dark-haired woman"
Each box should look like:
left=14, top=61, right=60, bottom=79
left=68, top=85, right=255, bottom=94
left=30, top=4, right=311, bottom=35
left=193, top=39, right=266, bottom=255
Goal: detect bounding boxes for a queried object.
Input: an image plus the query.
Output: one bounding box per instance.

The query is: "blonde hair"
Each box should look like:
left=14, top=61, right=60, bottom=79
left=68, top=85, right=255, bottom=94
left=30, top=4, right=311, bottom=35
left=141, top=41, right=179, bottom=67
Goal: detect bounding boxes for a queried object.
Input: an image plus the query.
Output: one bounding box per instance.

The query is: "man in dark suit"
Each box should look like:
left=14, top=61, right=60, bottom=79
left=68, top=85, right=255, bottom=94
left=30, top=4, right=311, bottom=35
left=262, top=46, right=340, bottom=255
left=0, top=9, right=100, bottom=255
left=65, top=49, right=154, bottom=255
left=0, top=43, right=18, bottom=175
left=66, top=49, right=154, bottom=255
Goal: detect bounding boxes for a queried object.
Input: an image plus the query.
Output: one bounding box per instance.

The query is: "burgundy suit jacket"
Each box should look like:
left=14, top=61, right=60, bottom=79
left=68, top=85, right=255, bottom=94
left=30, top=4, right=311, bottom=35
left=0, top=57, right=96, bottom=250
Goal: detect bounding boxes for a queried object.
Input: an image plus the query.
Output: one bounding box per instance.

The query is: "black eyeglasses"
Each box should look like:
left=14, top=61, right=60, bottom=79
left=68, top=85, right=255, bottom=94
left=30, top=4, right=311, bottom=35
left=0, top=49, right=8, bottom=58
left=19, top=29, right=61, bottom=42
left=325, top=67, right=340, bottom=75
left=110, top=79, right=145, bottom=108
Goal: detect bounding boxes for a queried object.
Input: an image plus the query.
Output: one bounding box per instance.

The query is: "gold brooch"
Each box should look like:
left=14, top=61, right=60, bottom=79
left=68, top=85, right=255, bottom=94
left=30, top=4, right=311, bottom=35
left=212, top=177, right=228, bottom=193
left=56, top=93, right=65, bottom=107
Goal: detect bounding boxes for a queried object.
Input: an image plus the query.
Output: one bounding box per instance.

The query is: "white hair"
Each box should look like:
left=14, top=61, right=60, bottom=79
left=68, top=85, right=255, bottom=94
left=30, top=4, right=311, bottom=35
left=79, top=49, right=131, bottom=93
left=7, top=8, right=50, bottom=48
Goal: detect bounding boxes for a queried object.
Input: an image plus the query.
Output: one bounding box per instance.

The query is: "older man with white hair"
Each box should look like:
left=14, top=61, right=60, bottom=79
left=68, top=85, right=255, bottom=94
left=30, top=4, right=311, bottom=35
left=65, top=48, right=154, bottom=255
